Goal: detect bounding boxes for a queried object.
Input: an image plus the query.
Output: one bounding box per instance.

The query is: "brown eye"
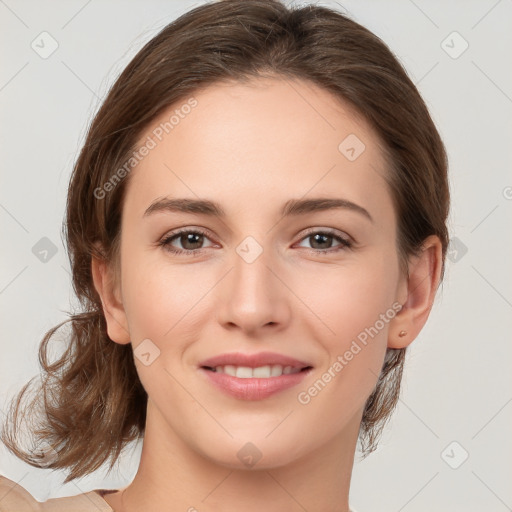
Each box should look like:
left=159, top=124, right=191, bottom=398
left=296, top=229, right=352, bottom=254
left=159, top=229, right=215, bottom=255
left=175, top=232, right=205, bottom=250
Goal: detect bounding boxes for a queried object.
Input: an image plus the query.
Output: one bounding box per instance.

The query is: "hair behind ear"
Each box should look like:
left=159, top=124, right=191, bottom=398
left=358, top=347, right=405, bottom=456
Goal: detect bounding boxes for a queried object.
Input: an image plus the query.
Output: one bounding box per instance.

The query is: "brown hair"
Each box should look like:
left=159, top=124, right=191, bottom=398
left=1, top=0, right=449, bottom=483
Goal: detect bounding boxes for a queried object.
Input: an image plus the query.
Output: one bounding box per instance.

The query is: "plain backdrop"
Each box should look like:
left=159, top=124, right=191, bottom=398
left=1, top=1, right=511, bottom=511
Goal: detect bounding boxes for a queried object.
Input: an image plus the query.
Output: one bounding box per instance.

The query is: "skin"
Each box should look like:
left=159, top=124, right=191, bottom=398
left=92, top=76, right=442, bottom=512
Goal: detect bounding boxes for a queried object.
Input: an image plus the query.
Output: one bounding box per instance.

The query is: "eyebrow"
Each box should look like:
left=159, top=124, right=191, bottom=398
left=143, top=197, right=373, bottom=223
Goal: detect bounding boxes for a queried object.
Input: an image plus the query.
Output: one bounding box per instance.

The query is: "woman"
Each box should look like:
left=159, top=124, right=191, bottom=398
left=0, top=0, right=449, bottom=510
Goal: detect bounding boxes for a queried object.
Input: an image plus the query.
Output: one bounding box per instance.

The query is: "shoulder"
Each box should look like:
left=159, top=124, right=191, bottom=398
left=0, top=475, right=40, bottom=511
left=0, top=476, right=113, bottom=512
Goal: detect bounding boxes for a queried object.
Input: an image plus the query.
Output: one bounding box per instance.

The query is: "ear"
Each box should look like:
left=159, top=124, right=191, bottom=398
left=91, top=247, right=131, bottom=345
left=388, top=235, right=443, bottom=349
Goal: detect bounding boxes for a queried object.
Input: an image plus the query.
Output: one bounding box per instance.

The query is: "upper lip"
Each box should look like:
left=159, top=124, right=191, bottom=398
left=199, top=351, right=312, bottom=370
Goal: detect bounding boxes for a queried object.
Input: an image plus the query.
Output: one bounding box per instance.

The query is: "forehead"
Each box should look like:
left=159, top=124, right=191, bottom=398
left=124, top=76, right=392, bottom=223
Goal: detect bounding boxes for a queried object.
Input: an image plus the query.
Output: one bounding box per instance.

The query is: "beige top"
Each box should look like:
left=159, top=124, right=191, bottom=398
left=0, top=475, right=359, bottom=511
left=0, top=476, right=114, bottom=511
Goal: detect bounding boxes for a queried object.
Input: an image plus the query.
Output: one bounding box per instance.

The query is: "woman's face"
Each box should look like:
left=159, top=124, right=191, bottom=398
left=107, top=77, right=407, bottom=468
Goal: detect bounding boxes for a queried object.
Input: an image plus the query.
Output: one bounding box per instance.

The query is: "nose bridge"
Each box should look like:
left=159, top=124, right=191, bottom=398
left=216, top=235, right=289, bottom=332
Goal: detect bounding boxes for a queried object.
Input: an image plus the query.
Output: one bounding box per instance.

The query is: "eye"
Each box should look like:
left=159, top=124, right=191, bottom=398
left=158, top=228, right=215, bottom=256
left=158, top=227, right=353, bottom=257
left=295, top=229, right=353, bottom=255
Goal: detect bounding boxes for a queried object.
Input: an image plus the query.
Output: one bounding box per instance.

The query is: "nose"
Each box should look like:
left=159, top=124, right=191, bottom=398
left=215, top=245, right=291, bottom=335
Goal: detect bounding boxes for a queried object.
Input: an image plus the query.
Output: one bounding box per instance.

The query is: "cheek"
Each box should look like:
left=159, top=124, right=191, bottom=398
left=292, top=255, right=398, bottom=406
left=294, top=256, right=399, bottom=345
left=121, top=256, right=207, bottom=341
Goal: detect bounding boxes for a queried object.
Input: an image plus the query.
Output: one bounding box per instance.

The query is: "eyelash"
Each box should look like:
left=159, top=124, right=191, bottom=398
left=158, top=227, right=353, bottom=257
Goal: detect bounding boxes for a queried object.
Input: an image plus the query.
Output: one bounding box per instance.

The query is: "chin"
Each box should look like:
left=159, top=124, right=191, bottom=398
left=196, top=435, right=308, bottom=471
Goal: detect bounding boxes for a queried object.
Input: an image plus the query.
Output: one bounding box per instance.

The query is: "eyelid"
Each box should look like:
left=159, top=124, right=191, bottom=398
left=168, top=226, right=216, bottom=240
left=296, top=226, right=354, bottom=244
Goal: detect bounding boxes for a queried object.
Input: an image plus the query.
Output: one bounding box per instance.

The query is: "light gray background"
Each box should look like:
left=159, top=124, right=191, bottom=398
left=1, top=1, right=511, bottom=511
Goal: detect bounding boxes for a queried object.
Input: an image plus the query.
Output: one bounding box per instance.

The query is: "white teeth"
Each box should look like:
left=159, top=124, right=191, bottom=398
left=252, top=365, right=271, bottom=378
left=270, top=365, right=282, bottom=377
left=211, top=364, right=302, bottom=378
left=235, top=366, right=253, bottom=378
left=223, top=365, right=236, bottom=376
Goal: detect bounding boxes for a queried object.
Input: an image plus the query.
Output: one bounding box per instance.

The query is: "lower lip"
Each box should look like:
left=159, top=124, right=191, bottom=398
left=199, top=367, right=312, bottom=400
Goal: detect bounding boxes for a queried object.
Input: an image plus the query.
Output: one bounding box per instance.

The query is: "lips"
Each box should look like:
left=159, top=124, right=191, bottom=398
left=199, top=351, right=312, bottom=370
left=198, top=351, right=313, bottom=400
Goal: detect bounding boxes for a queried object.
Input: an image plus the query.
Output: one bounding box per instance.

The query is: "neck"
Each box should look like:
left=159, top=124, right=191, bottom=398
left=118, top=401, right=359, bottom=512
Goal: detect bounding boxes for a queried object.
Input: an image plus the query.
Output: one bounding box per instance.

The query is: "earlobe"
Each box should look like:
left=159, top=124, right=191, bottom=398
left=388, top=235, right=443, bottom=349
left=91, top=253, right=131, bottom=345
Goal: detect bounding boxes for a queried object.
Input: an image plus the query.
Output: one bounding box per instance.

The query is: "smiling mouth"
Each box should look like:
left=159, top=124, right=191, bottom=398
left=201, top=365, right=313, bottom=378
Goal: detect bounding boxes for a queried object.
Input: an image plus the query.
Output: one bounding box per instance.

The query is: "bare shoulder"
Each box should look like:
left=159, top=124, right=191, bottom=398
left=0, top=475, right=42, bottom=511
